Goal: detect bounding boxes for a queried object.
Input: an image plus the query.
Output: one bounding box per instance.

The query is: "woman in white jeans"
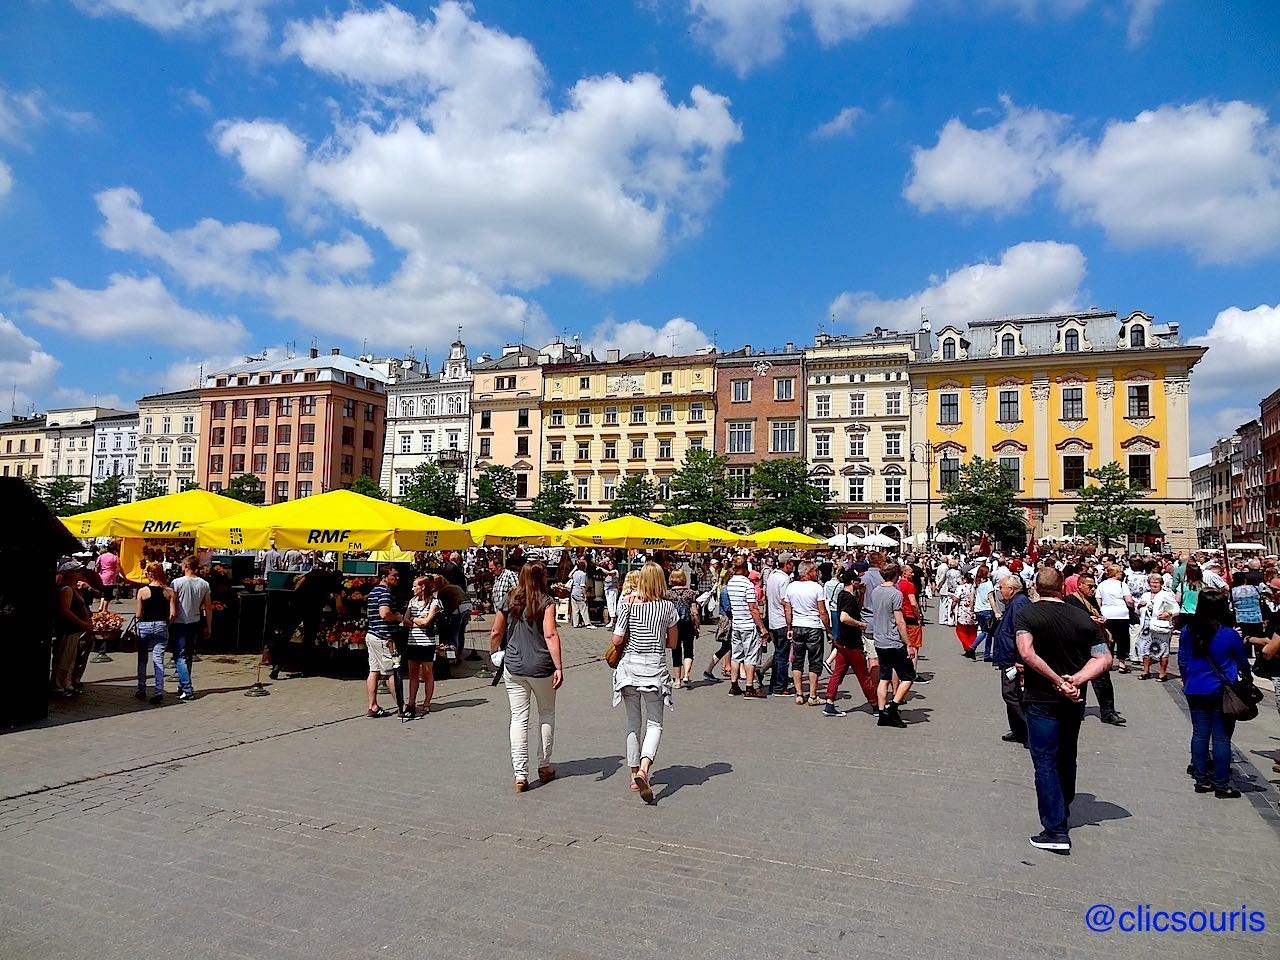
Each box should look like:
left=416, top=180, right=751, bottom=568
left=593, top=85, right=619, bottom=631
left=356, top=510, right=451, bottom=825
left=608, top=562, right=678, bottom=804
left=489, top=562, right=564, bottom=793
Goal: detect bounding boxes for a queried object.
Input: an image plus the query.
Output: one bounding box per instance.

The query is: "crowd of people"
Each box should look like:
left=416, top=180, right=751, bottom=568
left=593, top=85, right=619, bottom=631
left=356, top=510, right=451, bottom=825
left=50, top=536, right=1279, bottom=853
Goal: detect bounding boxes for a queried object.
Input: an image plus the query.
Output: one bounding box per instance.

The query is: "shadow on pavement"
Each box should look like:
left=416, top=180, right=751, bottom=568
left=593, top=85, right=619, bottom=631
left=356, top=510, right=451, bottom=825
left=897, top=707, right=933, bottom=724
left=554, top=755, right=625, bottom=782
left=652, top=761, right=733, bottom=801
left=430, top=698, right=487, bottom=712
left=4, top=680, right=259, bottom=733
left=1069, top=792, right=1132, bottom=828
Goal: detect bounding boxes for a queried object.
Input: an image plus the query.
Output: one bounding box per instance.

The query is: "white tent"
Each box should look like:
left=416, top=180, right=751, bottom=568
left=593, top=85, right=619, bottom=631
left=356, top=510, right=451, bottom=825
left=934, top=531, right=959, bottom=544
left=859, top=533, right=898, bottom=548
left=826, top=533, right=856, bottom=548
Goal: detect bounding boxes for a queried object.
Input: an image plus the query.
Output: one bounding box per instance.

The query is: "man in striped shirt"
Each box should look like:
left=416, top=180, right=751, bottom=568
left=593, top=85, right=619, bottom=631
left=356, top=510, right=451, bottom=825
left=726, top=556, right=768, bottom=698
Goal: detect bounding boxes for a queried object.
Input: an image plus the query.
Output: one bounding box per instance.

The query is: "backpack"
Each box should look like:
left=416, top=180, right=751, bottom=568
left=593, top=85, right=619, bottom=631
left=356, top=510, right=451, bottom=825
left=672, top=591, right=692, bottom=625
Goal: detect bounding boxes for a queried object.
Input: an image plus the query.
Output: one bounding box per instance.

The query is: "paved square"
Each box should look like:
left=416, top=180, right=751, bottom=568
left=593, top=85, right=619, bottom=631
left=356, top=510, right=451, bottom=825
left=2, top=621, right=1277, bottom=959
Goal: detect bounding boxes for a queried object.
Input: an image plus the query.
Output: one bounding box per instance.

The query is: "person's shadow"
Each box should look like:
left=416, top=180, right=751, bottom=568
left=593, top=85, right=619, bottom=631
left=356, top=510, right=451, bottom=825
left=651, top=761, right=733, bottom=802
left=554, top=755, right=625, bottom=782
left=1068, top=792, right=1132, bottom=828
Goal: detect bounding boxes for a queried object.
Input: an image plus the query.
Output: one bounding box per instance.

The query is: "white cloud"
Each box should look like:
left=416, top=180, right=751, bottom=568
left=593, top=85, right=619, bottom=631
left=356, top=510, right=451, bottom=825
left=689, top=0, right=915, bottom=74
left=21, top=273, right=246, bottom=348
left=907, top=98, right=1280, bottom=263
left=829, top=240, right=1086, bottom=330
left=50, top=386, right=132, bottom=411
left=0, top=86, right=44, bottom=143
left=584, top=315, right=712, bottom=358
left=1125, top=0, right=1164, bottom=47
left=0, top=313, right=61, bottom=413
left=1188, top=303, right=1280, bottom=432
left=72, top=0, right=274, bottom=50
left=904, top=96, right=1067, bottom=213
left=811, top=105, right=863, bottom=140
left=0, top=160, right=11, bottom=199
left=214, top=119, right=313, bottom=221
left=1053, top=100, right=1280, bottom=263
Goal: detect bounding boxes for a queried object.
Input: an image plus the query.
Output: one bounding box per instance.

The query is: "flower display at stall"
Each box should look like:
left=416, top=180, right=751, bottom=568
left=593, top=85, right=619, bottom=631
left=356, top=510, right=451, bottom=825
left=322, top=621, right=366, bottom=651
left=90, top=611, right=124, bottom=634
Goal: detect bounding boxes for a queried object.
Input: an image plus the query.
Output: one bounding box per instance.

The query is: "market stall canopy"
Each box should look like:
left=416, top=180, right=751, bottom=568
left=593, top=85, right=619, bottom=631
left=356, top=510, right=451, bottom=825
left=858, top=533, right=899, bottom=548
left=368, top=549, right=416, bottom=563
left=559, top=515, right=688, bottom=550
left=62, top=489, right=258, bottom=540
left=934, top=531, right=959, bottom=544
left=668, top=521, right=744, bottom=552
left=195, top=490, right=473, bottom=552
left=744, top=527, right=826, bottom=549
left=465, top=513, right=566, bottom=546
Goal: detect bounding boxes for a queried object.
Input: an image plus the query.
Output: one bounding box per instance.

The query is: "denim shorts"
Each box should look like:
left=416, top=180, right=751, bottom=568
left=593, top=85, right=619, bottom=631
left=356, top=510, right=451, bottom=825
left=730, top=628, right=764, bottom=666
left=789, top=627, right=824, bottom=673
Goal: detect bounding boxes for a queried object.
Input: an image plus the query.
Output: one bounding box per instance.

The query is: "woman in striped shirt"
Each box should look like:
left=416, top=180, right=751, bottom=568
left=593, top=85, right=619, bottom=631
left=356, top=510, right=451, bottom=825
left=608, top=562, right=679, bottom=804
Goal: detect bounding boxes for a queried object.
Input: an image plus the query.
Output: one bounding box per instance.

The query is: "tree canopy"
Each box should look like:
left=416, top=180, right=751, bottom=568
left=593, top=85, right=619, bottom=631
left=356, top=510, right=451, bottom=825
left=664, top=448, right=737, bottom=527
left=529, top=471, right=583, bottom=528
left=134, top=474, right=169, bottom=501
left=741, top=458, right=837, bottom=535
left=84, top=473, right=128, bottom=513
left=468, top=464, right=516, bottom=520
left=1071, top=461, right=1159, bottom=548
left=225, top=473, right=265, bottom=505
left=608, top=474, right=660, bottom=520
left=349, top=474, right=385, bottom=500
left=397, top=462, right=463, bottom=520
left=936, top=456, right=1025, bottom=544
left=34, top=475, right=86, bottom=516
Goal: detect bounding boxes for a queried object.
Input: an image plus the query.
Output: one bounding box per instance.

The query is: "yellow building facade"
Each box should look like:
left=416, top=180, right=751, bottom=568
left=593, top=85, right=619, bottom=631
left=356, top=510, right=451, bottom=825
left=0, top=414, right=46, bottom=481
left=909, top=311, right=1205, bottom=551
left=541, top=352, right=716, bottom=520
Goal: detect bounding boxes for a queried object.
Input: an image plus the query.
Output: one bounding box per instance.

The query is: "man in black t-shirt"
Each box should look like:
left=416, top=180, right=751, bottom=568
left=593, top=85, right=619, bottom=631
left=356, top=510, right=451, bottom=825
left=1015, top=567, right=1112, bottom=855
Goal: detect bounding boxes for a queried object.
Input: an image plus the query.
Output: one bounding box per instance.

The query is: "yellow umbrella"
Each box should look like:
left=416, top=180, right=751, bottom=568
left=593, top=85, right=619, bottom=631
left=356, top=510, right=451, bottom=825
left=195, top=489, right=473, bottom=552
left=465, top=513, right=566, bottom=546
left=668, top=521, right=744, bottom=552
left=559, top=515, right=688, bottom=550
left=368, top=549, right=416, bottom=563
left=62, top=489, right=258, bottom=540
left=744, top=527, right=827, bottom=549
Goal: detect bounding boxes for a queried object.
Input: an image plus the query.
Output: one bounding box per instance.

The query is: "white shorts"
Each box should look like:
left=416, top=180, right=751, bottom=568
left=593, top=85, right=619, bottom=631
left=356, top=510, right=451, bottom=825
left=730, top=628, right=764, bottom=667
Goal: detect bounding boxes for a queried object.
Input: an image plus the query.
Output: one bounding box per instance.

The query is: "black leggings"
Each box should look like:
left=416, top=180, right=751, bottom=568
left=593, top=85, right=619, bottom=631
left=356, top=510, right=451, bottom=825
left=671, top=621, right=695, bottom=666
left=1106, top=619, right=1131, bottom=662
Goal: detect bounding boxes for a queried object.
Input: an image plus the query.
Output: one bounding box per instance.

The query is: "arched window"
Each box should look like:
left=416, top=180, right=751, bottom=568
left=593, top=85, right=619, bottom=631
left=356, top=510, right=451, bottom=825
left=447, top=395, right=462, bottom=415
left=1130, top=325, right=1145, bottom=348
left=400, top=398, right=414, bottom=417
left=424, top=398, right=436, bottom=416
left=1064, top=329, right=1079, bottom=352
left=1001, top=333, right=1016, bottom=357
left=942, top=338, right=956, bottom=360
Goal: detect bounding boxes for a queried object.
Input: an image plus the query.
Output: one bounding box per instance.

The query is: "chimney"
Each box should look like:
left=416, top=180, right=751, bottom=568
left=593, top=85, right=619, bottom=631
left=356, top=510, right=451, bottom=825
left=309, top=346, right=319, bottom=359
left=330, top=347, right=341, bottom=356
left=606, top=348, right=620, bottom=363
left=743, top=344, right=752, bottom=356
left=785, top=341, right=795, bottom=353
left=518, top=355, right=530, bottom=367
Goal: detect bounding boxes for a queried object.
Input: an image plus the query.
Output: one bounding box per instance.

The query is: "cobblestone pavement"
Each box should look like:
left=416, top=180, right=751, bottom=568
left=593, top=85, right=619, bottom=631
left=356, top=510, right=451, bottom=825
left=2, top=618, right=1278, bottom=960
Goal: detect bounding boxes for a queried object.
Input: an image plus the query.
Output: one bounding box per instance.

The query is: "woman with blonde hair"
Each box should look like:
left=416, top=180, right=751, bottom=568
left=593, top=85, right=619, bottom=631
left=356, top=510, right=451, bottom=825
left=608, top=562, right=678, bottom=803
left=402, top=575, right=440, bottom=717
left=490, top=561, right=564, bottom=793
left=1097, top=563, right=1135, bottom=673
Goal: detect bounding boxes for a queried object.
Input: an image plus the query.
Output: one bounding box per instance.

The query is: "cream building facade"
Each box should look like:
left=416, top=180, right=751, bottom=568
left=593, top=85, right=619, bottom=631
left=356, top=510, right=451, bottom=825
left=136, top=389, right=202, bottom=496
left=0, top=414, right=46, bottom=481
left=43, top=406, right=133, bottom=506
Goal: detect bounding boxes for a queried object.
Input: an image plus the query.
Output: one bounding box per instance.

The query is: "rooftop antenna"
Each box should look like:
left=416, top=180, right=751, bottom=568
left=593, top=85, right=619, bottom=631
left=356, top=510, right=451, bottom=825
left=711, top=328, right=718, bottom=351
left=669, top=330, right=678, bottom=356
left=520, top=315, right=527, bottom=348
left=456, top=324, right=462, bottom=342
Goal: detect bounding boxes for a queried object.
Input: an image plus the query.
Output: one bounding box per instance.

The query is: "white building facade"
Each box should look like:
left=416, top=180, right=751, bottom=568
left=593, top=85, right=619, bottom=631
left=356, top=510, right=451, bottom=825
left=136, top=388, right=202, bottom=496
left=92, top=413, right=139, bottom=500
left=378, top=339, right=474, bottom=500
left=44, top=406, right=132, bottom=505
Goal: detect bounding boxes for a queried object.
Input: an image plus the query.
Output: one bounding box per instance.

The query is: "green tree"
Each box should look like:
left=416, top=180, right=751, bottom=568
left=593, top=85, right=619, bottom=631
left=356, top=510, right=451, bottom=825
left=742, top=458, right=837, bottom=535
left=936, top=457, right=1025, bottom=544
left=84, top=473, right=128, bottom=512
left=468, top=464, right=516, bottom=520
left=225, top=473, right=265, bottom=504
left=664, top=448, right=737, bottom=526
left=349, top=473, right=385, bottom=499
left=529, top=471, right=583, bottom=528
left=608, top=474, right=660, bottom=520
left=134, top=474, right=169, bottom=501
left=397, top=462, right=463, bottom=520
left=1071, top=461, right=1159, bottom=549
left=179, top=479, right=201, bottom=492
left=34, top=475, right=86, bottom=516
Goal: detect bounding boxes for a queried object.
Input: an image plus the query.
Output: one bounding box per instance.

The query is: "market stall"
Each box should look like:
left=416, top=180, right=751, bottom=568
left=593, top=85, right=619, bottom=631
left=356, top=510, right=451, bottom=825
left=743, top=527, right=827, bottom=550
left=667, top=521, right=744, bottom=553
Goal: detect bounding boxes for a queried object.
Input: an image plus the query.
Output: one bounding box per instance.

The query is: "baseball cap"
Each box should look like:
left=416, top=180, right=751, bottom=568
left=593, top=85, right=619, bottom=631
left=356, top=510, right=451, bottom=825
left=777, top=551, right=796, bottom=564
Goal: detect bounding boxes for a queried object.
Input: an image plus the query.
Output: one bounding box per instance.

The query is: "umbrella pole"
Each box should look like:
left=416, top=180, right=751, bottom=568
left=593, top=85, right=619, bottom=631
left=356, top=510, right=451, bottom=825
left=245, top=589, right=270, bottom=697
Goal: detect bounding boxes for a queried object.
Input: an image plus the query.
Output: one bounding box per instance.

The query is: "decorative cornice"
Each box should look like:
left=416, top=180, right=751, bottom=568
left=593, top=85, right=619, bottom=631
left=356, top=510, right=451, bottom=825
left=910, top=389, right=929, bottom=408
left=1054, top=438, right=1093, bottom=452
left=969, top=385, right=988, bottom=403
left=1164, top=378, right=1190, bottom=396
left=1030, top=383, right=1050, bottom=403
left=1096, top=380, right=1115, bottom=400
left=935, top=441, right=967, bottom=455
left=1120, top=434, right=1160, bottom=451
left=1123, top=369, right=1156, bottom=382
left=993, top=420, right=1023, bottom=434
left=994, top=377, right=1024, bottom=388
left=992, top=439, right=1029, bottom=453
left=1057, top=419, right=1088, bottom=433
left=1124, top=416, right=1155, bottom=430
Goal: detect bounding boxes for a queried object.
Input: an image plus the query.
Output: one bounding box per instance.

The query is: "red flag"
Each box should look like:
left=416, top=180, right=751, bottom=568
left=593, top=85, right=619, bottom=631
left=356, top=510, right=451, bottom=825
left=978, top=534, right=991, bottom=556
left=1027, top=535, right=1039, bottom=563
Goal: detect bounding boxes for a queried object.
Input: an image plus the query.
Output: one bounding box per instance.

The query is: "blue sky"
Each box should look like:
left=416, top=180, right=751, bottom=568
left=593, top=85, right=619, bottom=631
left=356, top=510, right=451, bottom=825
left=1, top=1, right=1277, bottom=456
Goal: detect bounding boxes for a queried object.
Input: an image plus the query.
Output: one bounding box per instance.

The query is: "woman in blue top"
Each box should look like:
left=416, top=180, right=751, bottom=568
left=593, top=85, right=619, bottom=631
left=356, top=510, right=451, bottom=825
left=1177, top=590, right=1249, bottom=798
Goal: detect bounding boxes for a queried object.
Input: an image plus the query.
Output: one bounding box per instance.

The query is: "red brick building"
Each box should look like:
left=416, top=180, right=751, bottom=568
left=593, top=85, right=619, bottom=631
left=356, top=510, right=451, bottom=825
left=1261, top=388, right=1280, bottom=552
left=198, top=348, right=387, bottom=503
left=715, top=345, right=805, bottom=512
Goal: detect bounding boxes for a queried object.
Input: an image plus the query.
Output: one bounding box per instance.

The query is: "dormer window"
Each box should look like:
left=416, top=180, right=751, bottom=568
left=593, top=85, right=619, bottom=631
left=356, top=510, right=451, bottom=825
left=942, top=338, right=956, bottom=360
left=1000, top=333, right=1016, bottom=357
left=1064, top=329, right=1079, bottom=352
left=1130, top=325, right=1145, bottom=348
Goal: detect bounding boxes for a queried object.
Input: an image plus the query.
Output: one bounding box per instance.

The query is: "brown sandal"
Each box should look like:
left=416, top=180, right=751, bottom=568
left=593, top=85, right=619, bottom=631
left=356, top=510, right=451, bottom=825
left=514, top=779, right=529, bottom=793
left=633, top=770, right=654, bottom=805
left=537, top=765, right=556, bottom=784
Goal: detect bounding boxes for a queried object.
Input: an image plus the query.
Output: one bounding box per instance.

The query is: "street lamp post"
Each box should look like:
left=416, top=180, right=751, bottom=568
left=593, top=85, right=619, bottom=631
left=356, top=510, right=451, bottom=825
left=909, top=442, right=935, bottom=551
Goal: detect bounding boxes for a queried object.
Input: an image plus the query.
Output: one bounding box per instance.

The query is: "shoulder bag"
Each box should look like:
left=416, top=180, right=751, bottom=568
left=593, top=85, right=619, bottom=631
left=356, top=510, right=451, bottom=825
left=603, top=603, right=633, bottom=668
left=1207, top=654, right=1263, bottom=721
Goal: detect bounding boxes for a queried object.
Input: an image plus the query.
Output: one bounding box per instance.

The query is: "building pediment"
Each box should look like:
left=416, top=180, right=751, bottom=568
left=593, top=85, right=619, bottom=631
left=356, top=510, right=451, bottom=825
left=1054, top=438, right=1093, bottom=452
left=1120, top=435, right=1160, bottom=452
left=992, top=439, right=1028, bottom=453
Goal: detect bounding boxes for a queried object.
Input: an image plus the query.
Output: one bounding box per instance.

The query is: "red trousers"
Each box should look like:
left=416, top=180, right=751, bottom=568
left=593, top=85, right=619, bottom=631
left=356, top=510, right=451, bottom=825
left=826, top=645, right=877, bottom=703
left=955, top=624, right=978, bottom=649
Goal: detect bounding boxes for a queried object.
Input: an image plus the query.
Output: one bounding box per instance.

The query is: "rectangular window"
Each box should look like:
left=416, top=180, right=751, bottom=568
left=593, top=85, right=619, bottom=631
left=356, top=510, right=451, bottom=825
left=727, top=421, right=753, bottom=454
left=252, top=453, right=267, bottom=473
left=603, top=440, right=617, bottom=460
left=999, top=457, right=1021, bottom=491
left=660, top=371, right=672, bottom=386
left=658, top=477, right=671, bottom=501
left=182, top=415, right=195, bottom=434
left=816, top=395, right=830, bottom=418
left=254, top=425, right=269, bottom=445
left=234, top=399, right=248, bottom=418
left=728, top=467, right=752, bottom=500
left=363, top=430, right=374, bottom=449
left=884, top=432, right=902, bottom=457
left=517, top=408, right=529, bottom=429
left=774, top=378, right=794, bottom=401
left=254, top=399, right=269, bottom=417
left=516, top=436, right=529, bottom=457
left=939, top=457, right=960, bottom=490
left=278, top=399, right=292, bottom=417
left=301, top=396, right=316, bottom=416
left=885, top=391, right=902, bottom=416
left=848, top=432, right=865, bottom=458
left=480, top=410, right=492, bottom=429
left=179, top=446, right=193, bottom=466
left=813, top=476, right=830, bottom=498
left=689, top=402, right=704, bottom=423
left=689, top=437, right=704, bottom=450
left=884, top=476, right=902, bottom=503
left=815, top=433, right=831, bottom=458
left=300, top=423, right=315, bottom=443
left=231, top=454, right=245, bottom=473
left=275, top=452, right=290, bottom=473
left=281, top=373, right=293, bottom=384
left=341, top=426, right=355, bottom=446
left=211, top=427, right=226, bottom=445
left=276, top=424, right=291, bottom=444
left=143, top=418, right=153, bottom=435
left=580, top=376, right=591, bottom=390
left=364, top=403, right=374, bottom=423
left=576, top=441, right=590, bottom=461
left=1063, top=455, right=1085, bottom=490
left=1127, top=384, right=1150, bottom=418
left=604, top=406, right=619, bottom=425
left=630, top=439, right=645, bottom=460
left=343, top=399, right=356, bottom=418
left=298, top=453, right=314, bottom=473
left=515, top=473, right=528, bottom=499
left=274, top=481, right=289, bottom=502
left=1062, top=387, right=1084, bottom=420
left=303, top=371, right=317, bottom=382
left=232, top=426, right=247, bottom=446
left=294, top=480, right=309, bottom=498
left=479, top=437, right=491, bottom=457
left=577, top=408, right=591, bottom=426
left=209, top=454, right=223, bottom=474
left=998, top=390, right=1019, bottom=422
left=731, top=380, right=751, bottom=402
left=576, top=476, right=589, bottom=501
left=658, top=438, right=672, bottom=460
left=496, top=375, right=516, bottom=390
left=630, top=404, right=645, bottom=425
left=400, top=433, right=413, bottom=454
left=1128, top=454, right=1152, bottom=490
left=362, top=457, right=373, bottom=477
left=602, top=476, right=616, bottom=501
left=848, top=476, right=865, bottom=502
left=158, top=416, right=170, bottom=435
left=849, top=393, right=865, bottom=417
left=549, top=409, right=564, bottom=428
left=341, top=455, right=354, bottom=475
left=658, top=403, right=673, bottom=423
left=421, top=433, right=434, bottom=453
left=770, top=420, right=798, bottom=453
left=939, top=393, right=960, bottom=425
